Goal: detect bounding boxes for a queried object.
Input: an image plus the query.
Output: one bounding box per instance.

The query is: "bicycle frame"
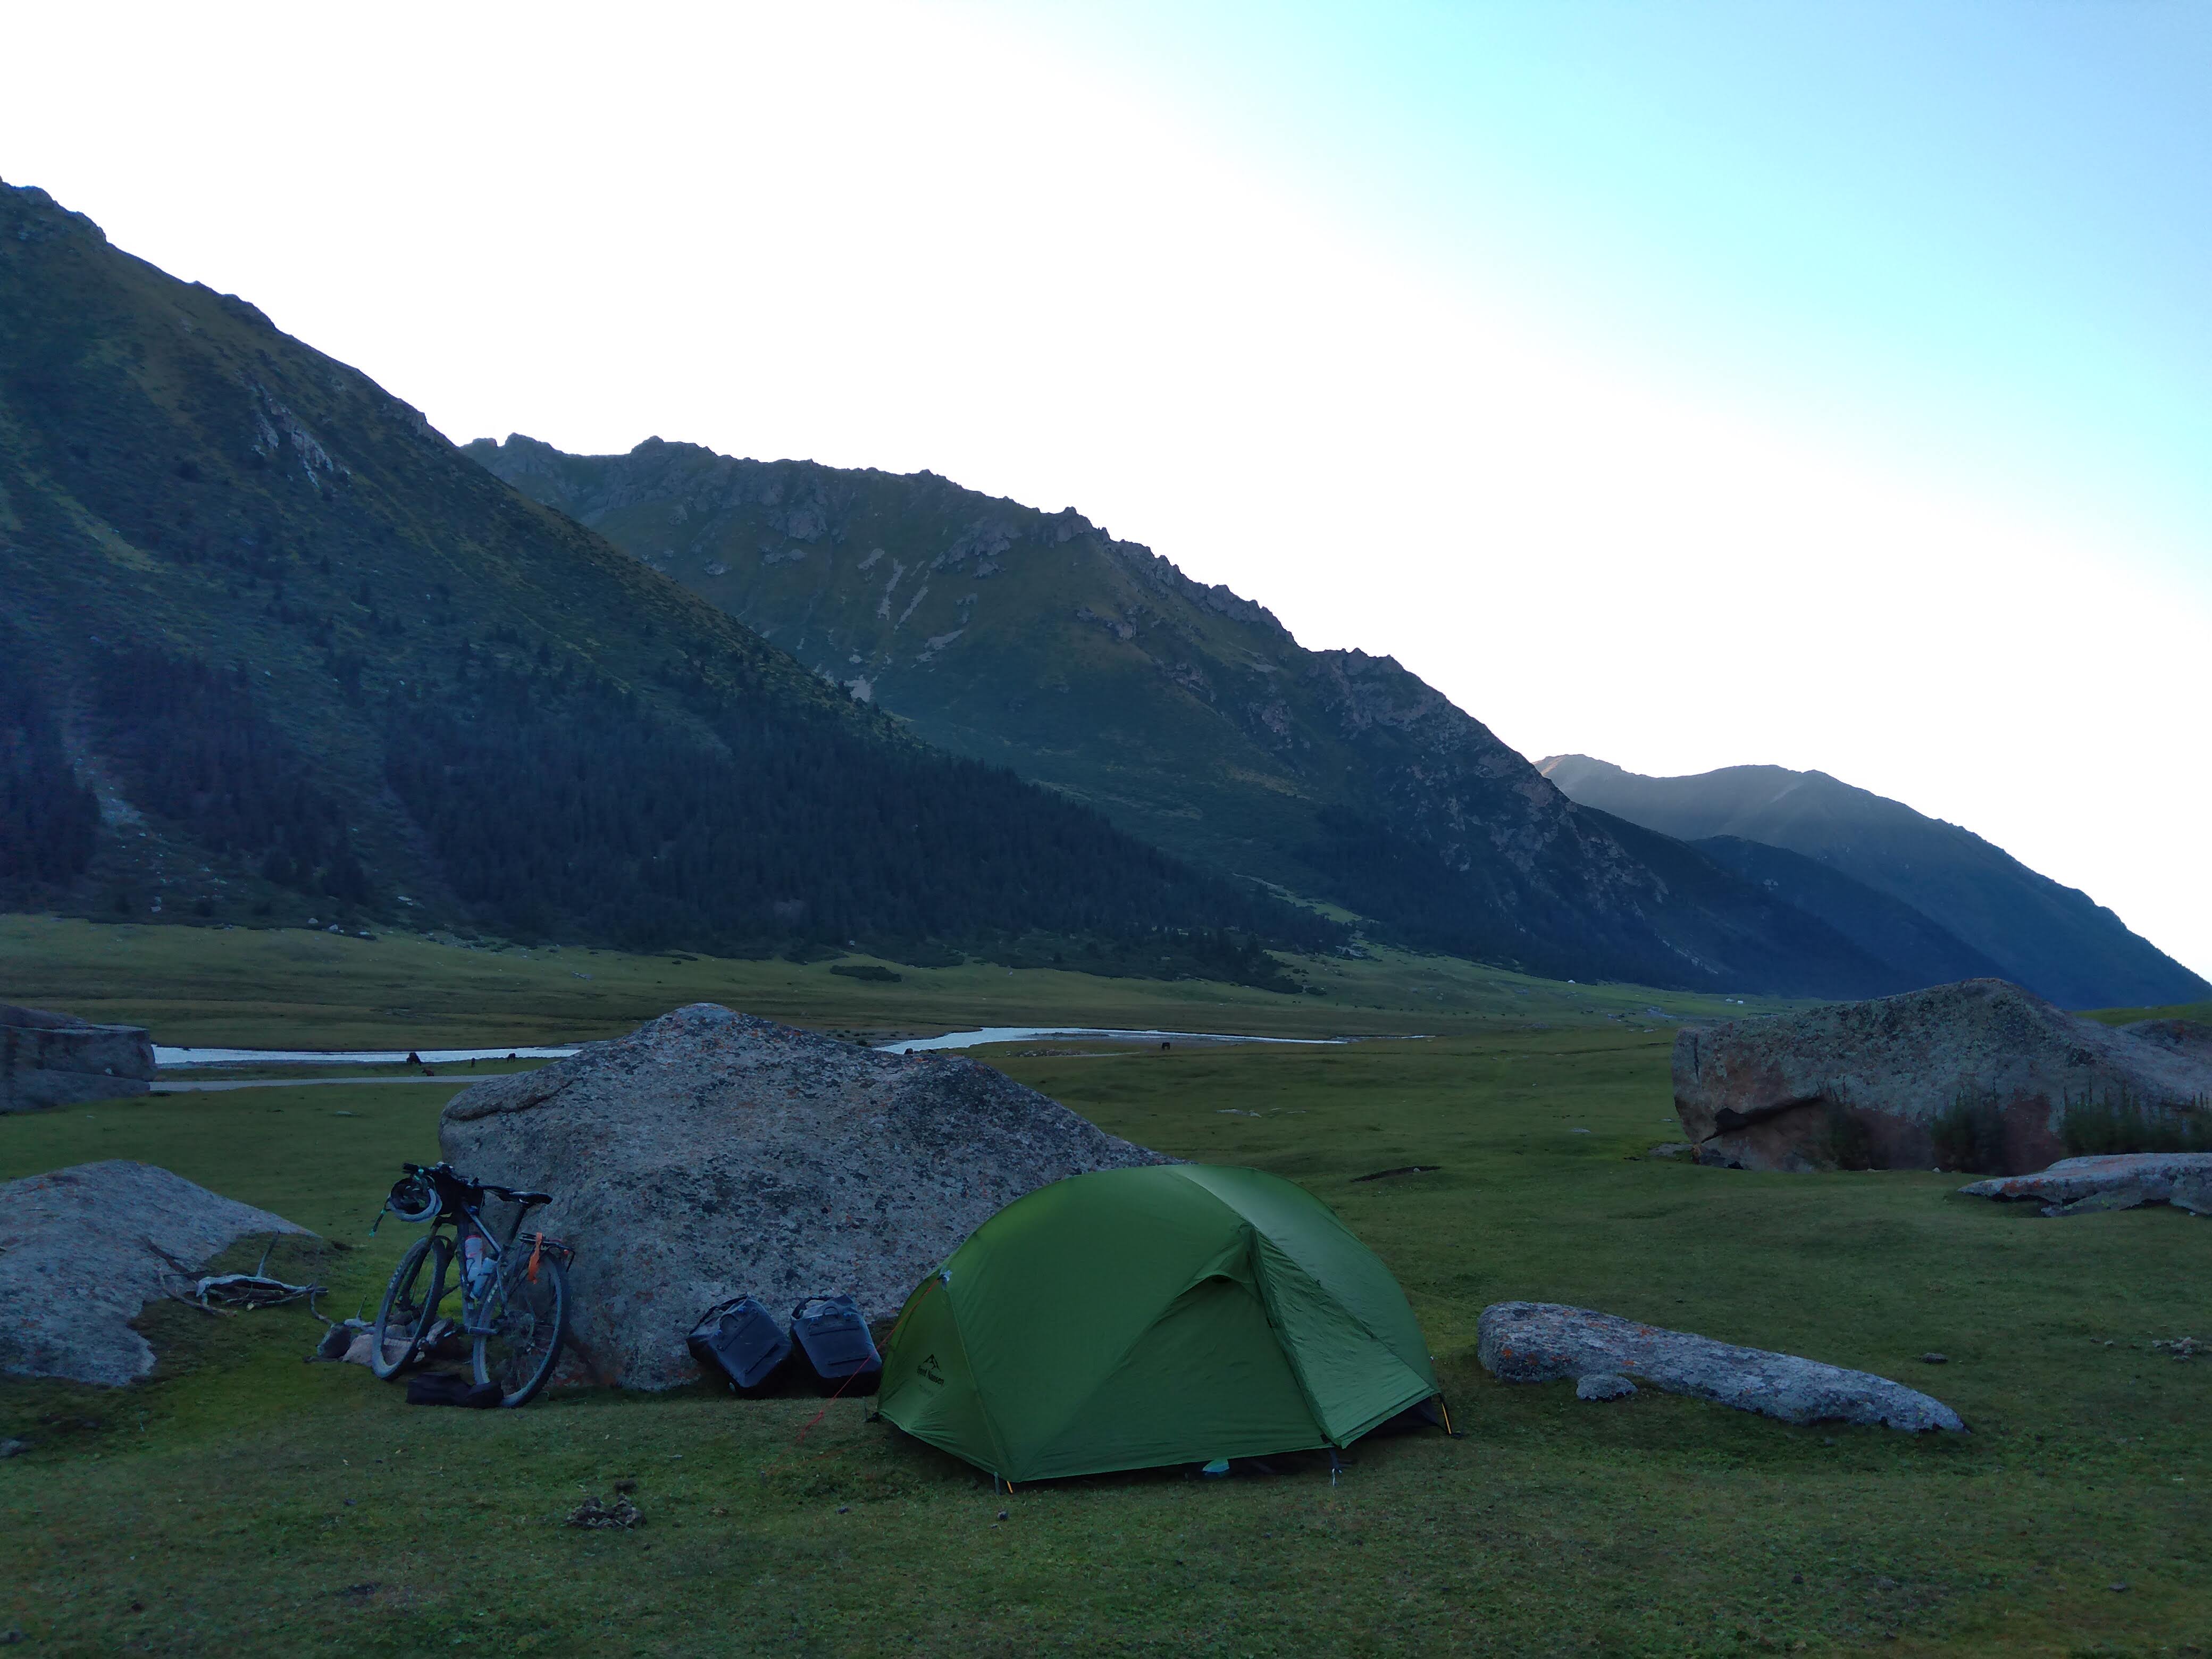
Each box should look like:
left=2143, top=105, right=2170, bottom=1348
left=447, top=1197, right=520, bottom=1336
left=407, top=1171, right=549, bottom=1336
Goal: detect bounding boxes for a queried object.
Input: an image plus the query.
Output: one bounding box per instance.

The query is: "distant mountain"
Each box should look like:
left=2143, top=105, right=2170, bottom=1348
left=1687, top=835, right=2006, bottom=991
left=0, top=179, right=1329, bottom=980
left=1537, top=757, right=2207, bottom=1009
left=470, top=434, right=1912, bottom=998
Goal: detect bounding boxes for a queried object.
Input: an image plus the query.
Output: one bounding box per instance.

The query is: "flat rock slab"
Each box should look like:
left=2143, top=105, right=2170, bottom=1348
left=1477, top=1301, right=1964, bottom=1432
left=439, top=1003, right=1169, bottom=1390
left=0, top=1161, right=313, bottom=1386
left=1960, top=1152, right=2212, bottom=1217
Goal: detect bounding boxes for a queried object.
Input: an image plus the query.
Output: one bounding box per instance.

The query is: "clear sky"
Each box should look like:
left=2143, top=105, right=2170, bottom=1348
left=6, top=1, right=2207, bottom=979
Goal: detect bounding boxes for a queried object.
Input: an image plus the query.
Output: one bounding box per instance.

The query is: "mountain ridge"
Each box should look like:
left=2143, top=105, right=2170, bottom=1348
left=0, top=178, right=1326, bottom=979
left=471, top=433, right=1914, bottom=997
left=1537, top=755, right=2206, bottom=1008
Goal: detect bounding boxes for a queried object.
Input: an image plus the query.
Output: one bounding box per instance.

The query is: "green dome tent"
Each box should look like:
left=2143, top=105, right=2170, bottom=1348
left=876, top=1163, right=1440, bottom=1483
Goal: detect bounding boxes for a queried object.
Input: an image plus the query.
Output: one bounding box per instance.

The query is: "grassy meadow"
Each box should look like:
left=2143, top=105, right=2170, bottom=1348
left=3, top=924, right=2208, bottom=1654
left=0, top=915, right=1780, bottom=1049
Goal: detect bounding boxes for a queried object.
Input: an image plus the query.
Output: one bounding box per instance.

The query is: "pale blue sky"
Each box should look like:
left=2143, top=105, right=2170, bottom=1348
left=1003, top=0, right=2212, bottom=586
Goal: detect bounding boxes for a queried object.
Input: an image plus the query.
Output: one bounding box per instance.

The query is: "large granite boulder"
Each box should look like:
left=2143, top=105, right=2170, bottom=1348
left=1477, top=1302, right=1964, bottom=1432
left=2121, top=1019, right=2212, bottom=1065
left=438, top=1003, right=1169, bottom=1389
left=0, top=1161, right=313, bottom=1385
left=1673, top=979, right=2212, bottom=1173
left=1, top=1004, right=157, bottom=1112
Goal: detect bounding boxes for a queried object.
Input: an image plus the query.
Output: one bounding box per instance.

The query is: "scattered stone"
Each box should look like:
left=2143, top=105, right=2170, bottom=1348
left=2110, top=1582, right=2130, bottom=1594
left=0, top=1161, right=314, bottom=1385
left=440, top=1004, right=1167, bottom=1389
left=1478, top=1302, right=1965, bottom=1432
left=1920, top=1353, right=1948, bottom=1365
left=0, top=1438, right=28, bottom=1458
left=1576, top=1372, right=1637, bottom=1402
left=1962, top=1153, right=2212, bottom=1217
left=2151, top=1337, right=2201, bottom=1360
left=1647, top=1143, right=1692, bottom=1160
left=1, top=1003, right=157, bottom=1113
left=565, top=1495, right=642, bottom=1530
left=1351, top=1165, right=1440, bottom=1183
left=1673, top=979, right=2212, bottom=1173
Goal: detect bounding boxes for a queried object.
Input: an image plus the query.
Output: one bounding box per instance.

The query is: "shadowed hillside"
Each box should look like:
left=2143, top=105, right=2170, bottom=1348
left=0, top=179, right=1330, bottom=978
left=1539, top=755, right=2206, bottom=1008
left=468, top=434, right=1906, bottom=997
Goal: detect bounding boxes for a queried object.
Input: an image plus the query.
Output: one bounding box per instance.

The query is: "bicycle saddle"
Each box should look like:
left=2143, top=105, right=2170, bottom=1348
left=485, top=1185, right=552, bottom=1207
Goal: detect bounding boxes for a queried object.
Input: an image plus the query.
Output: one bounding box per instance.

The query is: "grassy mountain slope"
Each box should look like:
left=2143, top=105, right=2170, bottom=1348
left=0, top=179, right=1325, bottom=975
left=1539, top=755, right=2207, bottom=1008
left=1688, top=834, right=2006, bottom=991
left=468, top=434, right=1903, bottom=997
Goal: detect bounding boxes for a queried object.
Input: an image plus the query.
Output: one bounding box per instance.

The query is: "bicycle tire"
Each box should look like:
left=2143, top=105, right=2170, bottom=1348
left=370, top=1234, right=451, bottom=1380
left=473, top=1249, right=568, bottom=1407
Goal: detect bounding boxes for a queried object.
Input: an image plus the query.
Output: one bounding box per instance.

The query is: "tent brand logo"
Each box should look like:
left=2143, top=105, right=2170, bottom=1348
left=916, top=1353, right=945, bottom=1385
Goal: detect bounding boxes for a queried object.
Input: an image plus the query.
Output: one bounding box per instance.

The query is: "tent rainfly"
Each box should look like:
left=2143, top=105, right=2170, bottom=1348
left=876, top=1163, right=1442, bottom=1483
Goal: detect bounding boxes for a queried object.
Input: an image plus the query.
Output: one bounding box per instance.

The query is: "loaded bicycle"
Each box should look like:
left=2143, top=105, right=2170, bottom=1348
left=370, top=1161, right=572, bottom=1407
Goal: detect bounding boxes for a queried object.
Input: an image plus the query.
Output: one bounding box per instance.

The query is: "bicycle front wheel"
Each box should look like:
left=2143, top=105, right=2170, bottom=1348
left=473, top=1247, right=568, bottom=1407
left=371, top=1234, right=451, bottom=1380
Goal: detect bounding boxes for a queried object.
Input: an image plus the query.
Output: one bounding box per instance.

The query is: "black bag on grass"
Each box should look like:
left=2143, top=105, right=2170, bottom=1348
left=688, top=1295, right=791, bottom=1395
left=790, top=1294, right=882, bottom=1396
left=405, top=1372, right=501, bottom=1409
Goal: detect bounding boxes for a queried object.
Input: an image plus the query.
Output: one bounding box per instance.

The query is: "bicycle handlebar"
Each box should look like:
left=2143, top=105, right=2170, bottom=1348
left=397, top=1161, right=553, bottom=1210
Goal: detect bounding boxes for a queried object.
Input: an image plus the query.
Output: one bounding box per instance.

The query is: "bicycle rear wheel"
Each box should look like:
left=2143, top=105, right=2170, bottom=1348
left=473, top=1247, right=568, bottom=1406
left=371, top=1234, right=451, bottom=1379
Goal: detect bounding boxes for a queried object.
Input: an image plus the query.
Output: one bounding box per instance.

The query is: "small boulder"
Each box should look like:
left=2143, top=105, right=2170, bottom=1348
left=1673, top=979, right=2212, bottom=1173
left=1, top=1004, right=157, bottom=1113
left=439, top=1004, right=1168, bottom=1389
left=0, top=1161, right=314, bottom=1385
left=1478, top=1301, right=1963, bottom=1432
left=1576, top=1372, right=1637, bottom=1402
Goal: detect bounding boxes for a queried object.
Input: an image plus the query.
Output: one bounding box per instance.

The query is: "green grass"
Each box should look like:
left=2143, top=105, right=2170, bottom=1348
left=0, top=914, right=1787, bottom=1049
left=2082, top=1000, right=2212, bottom=1028
left=6, top=1029, right=2210, bottom=1655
